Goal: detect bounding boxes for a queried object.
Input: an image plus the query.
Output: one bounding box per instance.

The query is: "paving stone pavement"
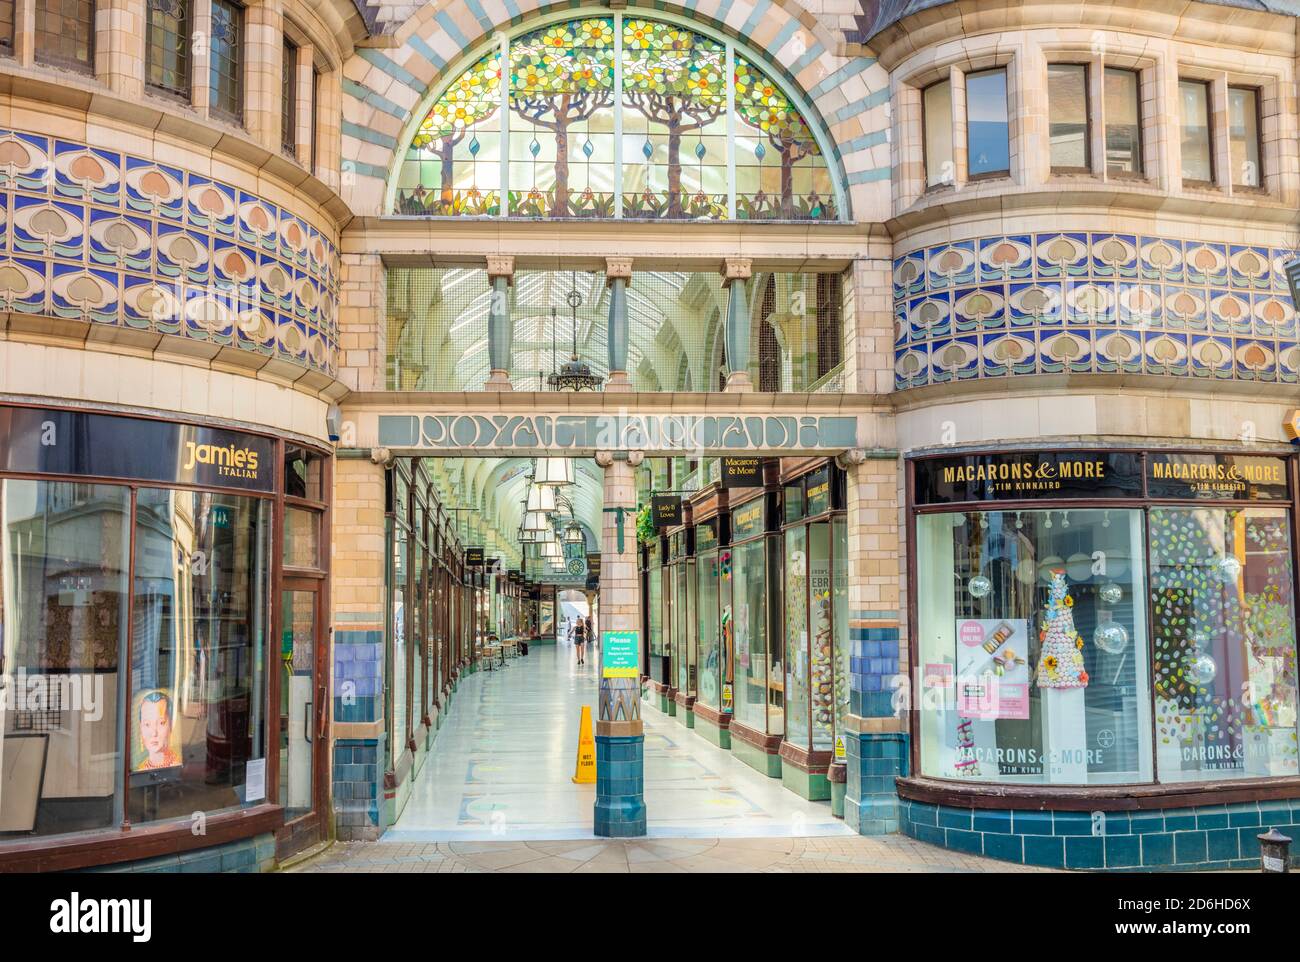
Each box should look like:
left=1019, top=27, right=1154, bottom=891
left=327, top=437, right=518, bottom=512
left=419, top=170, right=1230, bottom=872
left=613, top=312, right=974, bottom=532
left=292, top=835, right=1056, bottom=873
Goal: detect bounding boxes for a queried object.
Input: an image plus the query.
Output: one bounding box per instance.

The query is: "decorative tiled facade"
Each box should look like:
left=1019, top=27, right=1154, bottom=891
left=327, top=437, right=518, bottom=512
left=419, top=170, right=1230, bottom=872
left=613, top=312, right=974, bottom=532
left=900, top=797, right=1300, bottom=871
left=893, top=232, right=1300, bottom=390
left=0, top=129, right=339, bottom=377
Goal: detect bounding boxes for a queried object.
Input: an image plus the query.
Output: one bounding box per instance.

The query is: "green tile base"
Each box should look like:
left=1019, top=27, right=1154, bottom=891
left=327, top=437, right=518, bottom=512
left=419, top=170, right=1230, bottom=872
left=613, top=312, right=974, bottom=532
left=674, top=707, right=694, bottom=729
left=667, top=699, right=677, bottom=717
left=782, top=763, right=831, bottom=801
left=694, top=711, right=732, bottom=749
left=831, top=780, right=846, bottom=818
left=656, top=692, right=671, bottom=713
left=732, top=736, right=782, bottom=777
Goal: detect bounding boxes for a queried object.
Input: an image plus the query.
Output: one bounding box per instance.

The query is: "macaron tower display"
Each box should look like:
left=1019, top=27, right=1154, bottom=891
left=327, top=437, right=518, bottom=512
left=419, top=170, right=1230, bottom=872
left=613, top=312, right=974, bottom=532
left=1035, top=568, right=1090, bottom=690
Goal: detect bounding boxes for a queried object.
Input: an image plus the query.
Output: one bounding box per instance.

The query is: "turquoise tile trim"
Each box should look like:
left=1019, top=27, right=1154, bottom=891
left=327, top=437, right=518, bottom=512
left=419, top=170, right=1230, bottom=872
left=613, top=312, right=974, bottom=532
left=846, top=168, right=890, bottom=185
left=463, top=0, right=494, bottom=33
left=434, top=10, right=472, bottom=51
left=842, top=130, right=888, bottom=153
left=808, top=59, right=877, bottom=101
left=787, top=42, right=827, bottom=80
left=357, top=48, right=422, bottom=88
left=407, top=34, right=447, bottom=72
left=342, top=121, right=398, bottom=150
left=344, top=159, right=389, bottom=182
left=343, top=78, right=409, bottom=120
left=739, top=0, right=771, bottom=40
left=901, top=796, right=1300, bottom=870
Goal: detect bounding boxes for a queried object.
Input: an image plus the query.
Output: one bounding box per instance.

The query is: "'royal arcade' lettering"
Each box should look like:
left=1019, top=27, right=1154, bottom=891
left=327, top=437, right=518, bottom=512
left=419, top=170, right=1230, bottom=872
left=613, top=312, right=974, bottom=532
left=377, top=413, right=860, bottom=453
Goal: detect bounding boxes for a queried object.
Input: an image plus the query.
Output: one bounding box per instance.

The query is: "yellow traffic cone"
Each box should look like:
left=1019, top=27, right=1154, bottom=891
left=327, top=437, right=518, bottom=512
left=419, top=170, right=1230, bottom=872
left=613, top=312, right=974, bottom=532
left=572, top=705, right=596, bottom=784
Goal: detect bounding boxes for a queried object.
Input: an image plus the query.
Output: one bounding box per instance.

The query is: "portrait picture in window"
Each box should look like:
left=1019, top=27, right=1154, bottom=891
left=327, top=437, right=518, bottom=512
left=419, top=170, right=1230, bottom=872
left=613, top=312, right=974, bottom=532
left=131, top=688, right=183, bottom=774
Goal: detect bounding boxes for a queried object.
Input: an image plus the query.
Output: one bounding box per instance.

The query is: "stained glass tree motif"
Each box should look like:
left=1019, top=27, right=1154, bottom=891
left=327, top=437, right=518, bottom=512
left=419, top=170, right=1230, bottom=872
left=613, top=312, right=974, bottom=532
left=621, top=20, right=726, bottom=219
left=392, top=15, right=841, bottom=222
left=734, top=55, right=835, bottom=220
left=509, top=18, right=615, bottom=217
left=396, top=50, right=501, bottom=215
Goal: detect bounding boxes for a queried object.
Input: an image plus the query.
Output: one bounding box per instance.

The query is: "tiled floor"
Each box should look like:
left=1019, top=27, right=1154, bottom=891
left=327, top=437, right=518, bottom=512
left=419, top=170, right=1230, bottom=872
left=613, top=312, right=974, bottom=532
left=294, top=835, right=1054, bottom=873
left=384, top=643, right=849, bottom=842
left=300, top=643, right=1046, bottom=872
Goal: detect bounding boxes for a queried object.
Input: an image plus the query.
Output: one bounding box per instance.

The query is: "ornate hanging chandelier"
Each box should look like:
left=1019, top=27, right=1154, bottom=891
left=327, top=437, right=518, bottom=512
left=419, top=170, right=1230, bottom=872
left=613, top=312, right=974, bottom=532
left=546, top=274, right=603, bottom=392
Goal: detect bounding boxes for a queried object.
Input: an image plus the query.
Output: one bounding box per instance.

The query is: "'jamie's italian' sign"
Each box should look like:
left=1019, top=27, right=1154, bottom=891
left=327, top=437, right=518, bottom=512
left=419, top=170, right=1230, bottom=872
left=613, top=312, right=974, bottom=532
left=915, top=452, right=1143, bottom=504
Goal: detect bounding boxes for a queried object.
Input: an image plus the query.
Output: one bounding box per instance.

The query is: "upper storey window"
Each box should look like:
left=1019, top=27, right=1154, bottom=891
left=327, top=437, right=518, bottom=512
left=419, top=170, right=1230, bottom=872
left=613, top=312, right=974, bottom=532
left=146, top=0, right=191, bottom=98
left=1104, top=67, right=1142, bottom=177
left=1178, top=78, right=1213, bottom=184
left=1047, top=63, right=1089, bottom=172
left=35, top=0, right=95, bottom=72
left=965, top=68, right=1008, bottom=179
left=210, top=0, right=243, bottom=123
left=393, top=15, right=841, bottom=221
left=1228, top=86, right=1261, bottom=189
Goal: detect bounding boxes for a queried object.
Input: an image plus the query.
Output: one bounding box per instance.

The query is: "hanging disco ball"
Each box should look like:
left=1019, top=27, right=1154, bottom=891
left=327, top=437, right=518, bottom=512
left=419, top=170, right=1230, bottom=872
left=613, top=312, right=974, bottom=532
left=1093, top=622, right=1129, bottom=655
left=1099, top=582, right=1123, bottom=605
left=967, top=575, right=992, bottom=599
left=1216, top=555, right=1243, bottom=584
left=1185, top=652, right=1218, bottom=687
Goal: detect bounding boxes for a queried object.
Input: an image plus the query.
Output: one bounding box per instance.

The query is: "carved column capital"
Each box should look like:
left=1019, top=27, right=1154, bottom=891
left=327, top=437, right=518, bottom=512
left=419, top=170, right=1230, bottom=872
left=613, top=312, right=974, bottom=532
left=836, top=448, right=867, bottom=470
left=626, top=450, right=645, bottom=467
left=605, top=256, right=633, bottom=285
left=594, top=451, right=616, bottom=468
left=486, top=255, right=516, bottom=283
left=721, top=257, right=752, bottom=285
left=369, top=447, right=393, bottom=466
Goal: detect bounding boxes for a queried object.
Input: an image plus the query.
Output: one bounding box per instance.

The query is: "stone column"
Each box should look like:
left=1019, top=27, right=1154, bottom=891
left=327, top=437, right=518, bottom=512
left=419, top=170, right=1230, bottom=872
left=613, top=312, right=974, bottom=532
left=838, top=449, right=909, bottom=836
left=191, top=0, right=213, bottom=117
left=98, top=0, right=145, bottom=98
left=331, top=451, right=390, bottom=840
left=593, top=450, right=646, bottom=837
left=484, top=255, right=515, bottom=391
left=244, top=0, right=284, bottom=153
left=604, top=257, right=632, bottom=392
left=722, top=257, right=753, bottom=392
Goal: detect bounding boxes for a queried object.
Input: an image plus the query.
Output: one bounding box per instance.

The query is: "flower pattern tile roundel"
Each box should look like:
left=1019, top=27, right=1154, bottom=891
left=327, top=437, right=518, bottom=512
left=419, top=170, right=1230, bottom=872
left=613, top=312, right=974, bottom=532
left=0, top=128, right=339, bottom=377
left=894, top=231, right=1299, bottom=389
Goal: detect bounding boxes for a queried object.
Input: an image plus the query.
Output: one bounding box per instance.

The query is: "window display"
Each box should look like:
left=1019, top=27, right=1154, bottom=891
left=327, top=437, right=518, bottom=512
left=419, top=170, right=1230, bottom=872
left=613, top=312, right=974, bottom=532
left=917, top=508, right=1152, bottom=784
left=1149, top=506, right=1297, bottom=781
left=671, top=535, right=694, bottom=696
left=696, top=536, right=721, bottom=709
left=912, top=448, right=1300, bottom=788
left=128, top=488, right=270, bottom=823
left=731, top=494, right=781, bottom=734
left=784, top=525, right=809, bottom=747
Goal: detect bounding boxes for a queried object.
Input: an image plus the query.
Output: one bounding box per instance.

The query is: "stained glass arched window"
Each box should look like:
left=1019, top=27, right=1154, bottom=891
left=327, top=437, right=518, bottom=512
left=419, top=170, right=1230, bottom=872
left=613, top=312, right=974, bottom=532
left=391, top=13, right=842, bottom=221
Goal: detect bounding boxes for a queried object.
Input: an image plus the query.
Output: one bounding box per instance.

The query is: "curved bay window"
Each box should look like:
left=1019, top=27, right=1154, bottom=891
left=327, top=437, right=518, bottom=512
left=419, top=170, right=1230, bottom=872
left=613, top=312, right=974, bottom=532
left=0, top=405, right=330, bottom=869
left=392, top=12, right=842, bottom=221
left=911, top=449, right=1299, bottom=791
left=781, top=462, right=848, bottom=798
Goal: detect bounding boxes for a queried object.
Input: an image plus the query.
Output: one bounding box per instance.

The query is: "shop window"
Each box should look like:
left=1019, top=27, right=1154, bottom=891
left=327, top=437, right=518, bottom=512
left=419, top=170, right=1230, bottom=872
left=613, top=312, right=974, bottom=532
left=673, top=554, right=694, bottom=695
left=647, top=556, right=664, bottom=659
left=1048, top=63, right=1090, bottom=171
left=917, top=508, right=1153, bottom=785
left=390, top=523, right=407, bottom=766
left=35, top=0, right=95, bottom=72
left=922, top=79, right=954, bottom=188
left=146, top=0, right=191, bottom=98
left=127, top=489, right=270, bottom=824
left=783, top=525, right=810, bottom=747
left=412, top=525, right=424, bottom=731
left=0, top=1, right=17, bottom=52
left=282, top=37, right=298, bottom=156
left=1178, top=79, right=1213, bottom=184
left=310, top=66, right=321, bottom=173
left=1104, top=67, right=1143, bottom=177
left=284, top=446, right=325, bottom=502
left=284, top=507, right=319, bottom=568
left=732, top=535, right=777, bottom=733
left=0, top=481, right=129, bottom=837
left=1149, top=506, right=1297, bottom=782
left=696, top=541, right=722, bottom=709
left=210, top=0, right=244, bottom=124
left=1228, top=86, right=1262, bottom=188
left=965, top=68, right=1009, bottom=179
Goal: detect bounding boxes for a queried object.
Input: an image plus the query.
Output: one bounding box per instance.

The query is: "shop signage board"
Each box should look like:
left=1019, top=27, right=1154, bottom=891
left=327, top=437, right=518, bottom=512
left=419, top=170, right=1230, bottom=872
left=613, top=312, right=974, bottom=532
left=1146, top=452, right=1288, bottom=501
left=720, top=456, right=763, bottom=488
left=465, top=547, right=485, bottom=566
left=0, top=405, right=275, bottom=493
left=375, top=412, right=861, bottom=454
left=602, top=630, right=640, bottom=678
left=914, top=451, right=1143, bottom=504
left=651, top=494, right=682, bottom=528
